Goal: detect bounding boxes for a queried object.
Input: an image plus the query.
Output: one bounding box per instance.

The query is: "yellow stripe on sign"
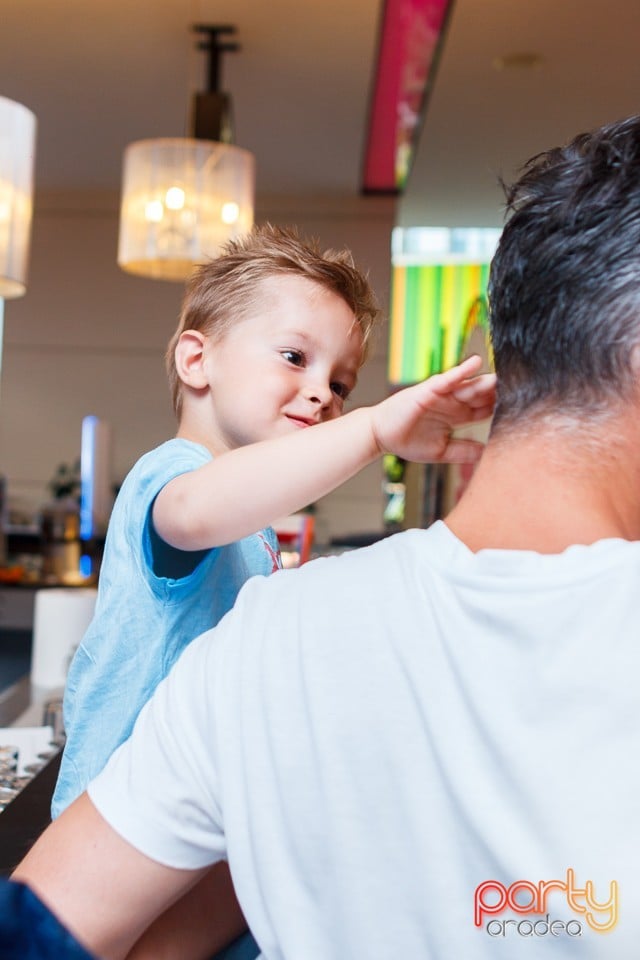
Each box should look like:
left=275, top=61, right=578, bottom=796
left=388, top=266, right=406, bottom=383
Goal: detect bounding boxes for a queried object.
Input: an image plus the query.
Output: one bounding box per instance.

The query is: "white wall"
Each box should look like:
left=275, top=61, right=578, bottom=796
left=0, top=190, right=397, bottom=543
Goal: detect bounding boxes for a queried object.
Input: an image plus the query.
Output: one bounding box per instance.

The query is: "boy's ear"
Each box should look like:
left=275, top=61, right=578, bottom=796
left=174, top=331, right=209, bottom=389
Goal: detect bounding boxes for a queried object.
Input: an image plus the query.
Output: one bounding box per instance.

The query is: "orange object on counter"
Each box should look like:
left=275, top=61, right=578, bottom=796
left=0, top=566, right=25, bottom=584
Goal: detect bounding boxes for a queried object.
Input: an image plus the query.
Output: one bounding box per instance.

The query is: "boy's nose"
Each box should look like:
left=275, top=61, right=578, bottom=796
left=303, top=380, right=333, bottom=408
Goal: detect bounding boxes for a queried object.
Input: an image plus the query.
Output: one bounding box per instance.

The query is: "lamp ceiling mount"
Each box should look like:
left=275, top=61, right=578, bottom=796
left=191, top=24, right=240, bottom=144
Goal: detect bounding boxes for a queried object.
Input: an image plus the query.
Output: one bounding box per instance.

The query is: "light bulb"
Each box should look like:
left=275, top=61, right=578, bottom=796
left=165, top=186, right=185, bottom=211
left=145, top=200, right=164, bottom=223
left=221, top=201, right=240, bottom=225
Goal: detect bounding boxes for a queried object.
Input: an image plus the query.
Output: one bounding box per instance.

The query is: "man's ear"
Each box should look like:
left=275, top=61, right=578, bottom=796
left=174, top=331, right=209, bottom=389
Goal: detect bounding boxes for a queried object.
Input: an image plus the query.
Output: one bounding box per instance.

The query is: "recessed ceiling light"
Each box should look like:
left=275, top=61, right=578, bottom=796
left=492, top=52, right=544, bottom=71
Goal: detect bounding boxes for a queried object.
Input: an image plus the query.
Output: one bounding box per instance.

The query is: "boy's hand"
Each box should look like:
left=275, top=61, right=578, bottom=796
left=370, top=355, right=496, bottom=463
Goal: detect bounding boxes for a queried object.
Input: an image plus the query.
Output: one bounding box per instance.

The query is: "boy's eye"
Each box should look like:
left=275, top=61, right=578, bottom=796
left=281, top=349, right=304, bottom=366
left=330, top=381, right=349, bottom=400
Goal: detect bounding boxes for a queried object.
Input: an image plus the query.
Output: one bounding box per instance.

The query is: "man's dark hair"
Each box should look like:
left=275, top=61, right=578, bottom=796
left=489, top=114, right=640, bottom=430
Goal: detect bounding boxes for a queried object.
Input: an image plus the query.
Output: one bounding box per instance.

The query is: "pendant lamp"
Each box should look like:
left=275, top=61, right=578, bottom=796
left=0, top=95, right=36, bottom=299
left=117, top=25, right=254, bottom=282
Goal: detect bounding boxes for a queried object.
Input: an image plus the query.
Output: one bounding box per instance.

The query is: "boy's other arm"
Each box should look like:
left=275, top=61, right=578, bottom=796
left=154, top=356, right=496, bottom=550
left=11, top=793, right=209, bottom=960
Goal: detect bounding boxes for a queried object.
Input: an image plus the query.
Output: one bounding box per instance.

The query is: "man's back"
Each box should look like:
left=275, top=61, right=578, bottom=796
left=89, top=523, right=640, bottom=958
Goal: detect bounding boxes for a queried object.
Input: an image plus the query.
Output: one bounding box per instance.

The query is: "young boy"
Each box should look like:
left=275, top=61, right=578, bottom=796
left=40, top=223, right=492, bottom=958
left=52, top=226, right=492, bottom=817
left=52, top=224, right=494, bottom=820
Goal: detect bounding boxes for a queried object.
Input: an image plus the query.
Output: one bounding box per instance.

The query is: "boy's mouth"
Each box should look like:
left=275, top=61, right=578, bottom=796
left=285, top=414, right=315, bottom=428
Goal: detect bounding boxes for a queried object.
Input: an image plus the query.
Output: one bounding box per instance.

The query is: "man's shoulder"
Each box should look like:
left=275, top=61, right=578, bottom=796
left=234, top=526, right=438, bottom=620
left=312, top=524, right=449, bottom=578
left=304, top=527, right=434, bottom=575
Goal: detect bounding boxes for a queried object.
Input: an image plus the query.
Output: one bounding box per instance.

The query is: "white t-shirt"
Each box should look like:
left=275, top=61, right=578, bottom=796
left=89, top=522, right=640, bottom=959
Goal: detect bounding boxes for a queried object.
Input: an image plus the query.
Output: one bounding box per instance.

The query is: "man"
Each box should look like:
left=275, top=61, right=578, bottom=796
left=9, top=114, right=640, bottom=959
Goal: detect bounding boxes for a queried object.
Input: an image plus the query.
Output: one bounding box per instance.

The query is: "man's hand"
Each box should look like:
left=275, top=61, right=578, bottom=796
left=370, top=355, right=496, bottom=463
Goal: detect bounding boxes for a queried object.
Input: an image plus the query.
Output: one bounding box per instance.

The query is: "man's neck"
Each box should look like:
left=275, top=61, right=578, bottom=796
left=445, top=418, right=640, bottom=554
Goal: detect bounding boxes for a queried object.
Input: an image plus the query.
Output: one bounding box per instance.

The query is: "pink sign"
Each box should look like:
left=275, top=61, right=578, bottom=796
left=363, top=0, right=453, bottom=192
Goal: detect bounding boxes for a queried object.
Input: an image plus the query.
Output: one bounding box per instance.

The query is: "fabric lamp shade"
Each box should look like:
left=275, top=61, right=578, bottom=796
left=0, top=95, right=36, bottom=299
left=117, top=137, right=254, bottom=282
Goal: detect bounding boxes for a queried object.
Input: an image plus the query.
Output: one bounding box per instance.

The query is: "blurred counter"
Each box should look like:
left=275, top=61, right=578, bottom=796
left=0, top=676, right=62, bottom=875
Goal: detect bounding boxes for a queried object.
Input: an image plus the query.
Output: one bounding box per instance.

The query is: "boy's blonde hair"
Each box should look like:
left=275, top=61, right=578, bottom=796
left=166, top=223, right=380, bottom=418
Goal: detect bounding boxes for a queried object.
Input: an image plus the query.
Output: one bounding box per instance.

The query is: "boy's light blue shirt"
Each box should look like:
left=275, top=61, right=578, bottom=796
left=52, top=438, right=281, bottom=819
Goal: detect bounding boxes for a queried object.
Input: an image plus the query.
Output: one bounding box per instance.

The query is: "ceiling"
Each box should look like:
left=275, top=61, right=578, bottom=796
left=2, top=0, right=640, bottom=230
left=400, top=0, right=640, bottom=228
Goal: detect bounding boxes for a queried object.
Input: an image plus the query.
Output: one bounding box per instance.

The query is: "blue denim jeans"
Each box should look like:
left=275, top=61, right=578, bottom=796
left=0, top=878, right=261, bottom=960
left=212, top=930, right=261, bottom=959
left=0, top=878, right=95, bottom=959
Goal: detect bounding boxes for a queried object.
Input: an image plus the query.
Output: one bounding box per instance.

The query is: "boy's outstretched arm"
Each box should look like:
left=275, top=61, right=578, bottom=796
left=154, top=355, right=495, bottom=550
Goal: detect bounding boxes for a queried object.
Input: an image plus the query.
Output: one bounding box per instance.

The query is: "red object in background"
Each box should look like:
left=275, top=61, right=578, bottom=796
left=274, top=513, right=316, bottom=567
left=362, top=0, right=453, bottom=193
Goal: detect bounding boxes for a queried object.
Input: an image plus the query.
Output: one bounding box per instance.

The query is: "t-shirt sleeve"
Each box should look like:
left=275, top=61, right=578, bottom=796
left=126, top=443, right=212, bottom=532
left=125, top=442, right=214, bottom=586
